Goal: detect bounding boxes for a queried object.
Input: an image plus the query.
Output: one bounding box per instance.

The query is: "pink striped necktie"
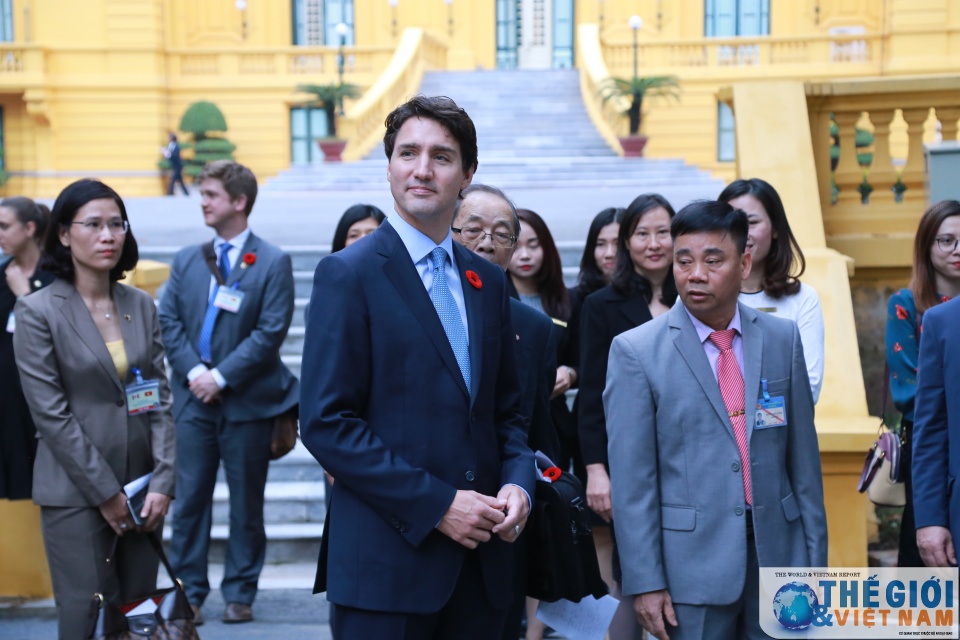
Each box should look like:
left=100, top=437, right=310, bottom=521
left=709, top=329, right=753, bottom=506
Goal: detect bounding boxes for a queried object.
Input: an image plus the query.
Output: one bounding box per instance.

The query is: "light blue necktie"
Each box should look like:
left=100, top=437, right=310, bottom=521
left=429, top=247, right=471, bottom=394
left=197, top=243, right=232, bottom=363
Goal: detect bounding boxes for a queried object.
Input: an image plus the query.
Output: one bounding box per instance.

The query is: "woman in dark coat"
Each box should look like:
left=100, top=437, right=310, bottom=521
left=578, top=193, right=677, bottom=640
left=0, top=196, right=54, bottom=500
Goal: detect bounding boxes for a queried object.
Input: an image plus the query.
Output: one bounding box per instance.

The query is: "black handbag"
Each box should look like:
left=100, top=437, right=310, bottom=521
left=525, top=455, right=608, bottom=603
left=86, top=533, right=200, bottom=640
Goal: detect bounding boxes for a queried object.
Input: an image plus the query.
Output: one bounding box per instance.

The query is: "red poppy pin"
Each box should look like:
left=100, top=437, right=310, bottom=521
left=465, top=270, right=482, bottom=289
left=542, top=466, right=562, bottom=483
left=241, top=252, right=256, bottom=269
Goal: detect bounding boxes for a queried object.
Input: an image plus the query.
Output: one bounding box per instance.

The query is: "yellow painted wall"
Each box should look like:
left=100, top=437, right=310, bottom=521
left=2, top=0, right=959, bottom=199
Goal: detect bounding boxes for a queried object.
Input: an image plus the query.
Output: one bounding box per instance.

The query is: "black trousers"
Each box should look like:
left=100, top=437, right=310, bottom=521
left=898, top=419, right=924, bottom=567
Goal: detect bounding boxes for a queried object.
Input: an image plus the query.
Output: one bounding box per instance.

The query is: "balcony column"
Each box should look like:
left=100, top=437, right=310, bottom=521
left=868, top=109, right=898, bottom=204
left=833, top=110, right=864, bottom=206
left=900, top=107, right=930, bottom=207
left=936, top=106, right=960, bottom=142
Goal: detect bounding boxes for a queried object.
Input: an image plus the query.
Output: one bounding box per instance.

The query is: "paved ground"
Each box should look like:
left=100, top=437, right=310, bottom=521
left=0, top=588, right=333, bottom=639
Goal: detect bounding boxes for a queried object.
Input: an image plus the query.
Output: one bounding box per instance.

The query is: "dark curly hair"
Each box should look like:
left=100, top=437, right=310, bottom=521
left=42, top=179, right=139, bottom=283
left=383, top=95, right=478, bottom=176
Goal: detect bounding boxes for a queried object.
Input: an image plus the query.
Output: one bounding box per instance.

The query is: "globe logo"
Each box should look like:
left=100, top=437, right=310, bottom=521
left=772, top=581, right=819, bottom=630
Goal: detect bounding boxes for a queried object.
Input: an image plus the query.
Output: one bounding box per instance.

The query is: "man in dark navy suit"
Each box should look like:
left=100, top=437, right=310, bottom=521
left=453, top=183, right=560, bottom=640
left=914, top=295, right=960, bottom=567
left=299, top=96, right=535, bottom=639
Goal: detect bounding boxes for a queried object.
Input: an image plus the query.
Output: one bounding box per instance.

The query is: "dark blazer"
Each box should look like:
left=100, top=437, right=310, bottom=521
left=510, top=298, right=560, bottom=462
left=14, top=280, right=176, bottom=506
left=0, top=262, right=55, bottom=500
left=300, top=220, right=535, bottom=614
left=578, top=285, right=653, bottom=466
left=912, top=296, right=960, bottom=547
left=157, top=232, right=299, bottom=421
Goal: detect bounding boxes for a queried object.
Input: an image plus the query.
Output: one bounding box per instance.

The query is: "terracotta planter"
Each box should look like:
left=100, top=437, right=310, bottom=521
left=619, top=135, right=648, bottom=158
left=316, top=138, right=347, bottom=162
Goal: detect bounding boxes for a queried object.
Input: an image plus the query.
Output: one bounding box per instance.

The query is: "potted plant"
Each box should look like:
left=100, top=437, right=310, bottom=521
left=599, top=75, right=680, bottom=157
left=296, top=82, right=361, bottom=162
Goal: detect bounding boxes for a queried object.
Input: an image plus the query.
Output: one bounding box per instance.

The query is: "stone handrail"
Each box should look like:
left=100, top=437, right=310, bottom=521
left=806, top=75, right=960, bottom=268
left=338, top=28, right=448, bottom=162
left=576, top=23, right=626, bottom=154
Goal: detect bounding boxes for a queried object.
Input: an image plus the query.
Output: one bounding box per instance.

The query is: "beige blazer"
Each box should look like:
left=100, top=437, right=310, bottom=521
left=13, top=278, right=175, bottom=507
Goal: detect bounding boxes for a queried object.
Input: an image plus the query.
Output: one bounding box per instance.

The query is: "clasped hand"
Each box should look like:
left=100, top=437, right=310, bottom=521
left=438, top=486, right=529, bottom=549
left=189, top=370, right=221, bottom=404
left=99, top=491, right=171, bottom=536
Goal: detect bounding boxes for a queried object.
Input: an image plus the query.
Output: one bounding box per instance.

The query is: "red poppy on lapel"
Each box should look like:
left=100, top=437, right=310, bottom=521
left=542, top=466, right=562, bottom=482
left=241, top=252, right=256, bottom=269
left=465, top=270, right=482, bottom=289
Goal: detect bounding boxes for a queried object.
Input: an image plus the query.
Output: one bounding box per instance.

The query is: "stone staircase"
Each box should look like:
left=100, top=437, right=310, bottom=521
left=262, top=69, right=721, bottom=193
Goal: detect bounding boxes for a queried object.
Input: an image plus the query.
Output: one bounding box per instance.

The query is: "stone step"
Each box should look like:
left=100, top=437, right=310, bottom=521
left=212, top=480, right=325, bottom=525
left=162, top=522, right=323, bottom=565
left=156, top=562, right=318, bottom=591
left=281, top=326, right=306, bottom=355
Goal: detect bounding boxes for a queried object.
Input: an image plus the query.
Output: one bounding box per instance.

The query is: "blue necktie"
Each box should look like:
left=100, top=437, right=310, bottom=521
left=197, top=243, right=232, bottom=363
left=429, top=247, right=471, bottom=394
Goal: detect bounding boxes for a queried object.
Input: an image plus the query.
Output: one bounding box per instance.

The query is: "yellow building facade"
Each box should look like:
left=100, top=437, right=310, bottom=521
left=2, top=0, right=958, bottom=208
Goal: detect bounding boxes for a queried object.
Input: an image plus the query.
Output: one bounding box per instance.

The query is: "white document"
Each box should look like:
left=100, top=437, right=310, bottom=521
left=123, top=472, right=153, bottom=498
left=536, top=595, right=620, bottom=640
left=125, top=597, right=158, bottom=617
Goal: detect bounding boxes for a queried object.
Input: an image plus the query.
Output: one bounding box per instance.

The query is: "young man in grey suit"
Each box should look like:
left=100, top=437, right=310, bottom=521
left=604, top=200, right=827, bottom=640
left=158, top=160, right=299, bottom=625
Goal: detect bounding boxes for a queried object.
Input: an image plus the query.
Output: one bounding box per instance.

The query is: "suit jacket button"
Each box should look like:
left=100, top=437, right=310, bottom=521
left=731, top=462, right=740, bottom=472
left=735, top=506, right=744, bottom=516
left=116, top=399, right=125, bottom=407
left=465, top=471, right=475, bottom=482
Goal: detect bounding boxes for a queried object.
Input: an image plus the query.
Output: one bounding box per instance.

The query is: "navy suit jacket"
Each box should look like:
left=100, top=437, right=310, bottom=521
left=509, top=298, right=560, bottom=463
left=300, top=220, right=535, bottom=613
left=912, top=296, right=960, bottom=548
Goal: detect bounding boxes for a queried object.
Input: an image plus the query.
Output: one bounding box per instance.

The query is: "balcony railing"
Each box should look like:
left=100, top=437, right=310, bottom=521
left=168, top=44, right=397, bottom=86
left=0, top=45, right=45, bottom=87
left=806, top=76, right=960, bottom=268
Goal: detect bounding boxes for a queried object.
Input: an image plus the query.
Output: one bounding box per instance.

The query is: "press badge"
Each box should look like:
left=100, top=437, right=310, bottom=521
left=126, top=367, right=161, bottom=415
left=5, top=311, right=14, bottom=333
left=755, top=378, right=787, bottom=429
left=213, top=284, right=244, bottom=314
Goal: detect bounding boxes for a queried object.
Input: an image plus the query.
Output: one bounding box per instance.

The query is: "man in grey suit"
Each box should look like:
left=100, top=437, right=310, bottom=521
left=159, top=160, right=299, bottom=625
left=604, top=200, right=827, bottom=640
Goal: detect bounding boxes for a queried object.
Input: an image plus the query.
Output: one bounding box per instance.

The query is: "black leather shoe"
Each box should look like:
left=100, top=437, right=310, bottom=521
left=190, top=604, right=204, bottom=626
left=223, top=602, right=254, bottom=623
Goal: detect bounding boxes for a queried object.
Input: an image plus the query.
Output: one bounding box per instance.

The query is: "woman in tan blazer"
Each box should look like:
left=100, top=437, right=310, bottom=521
left=13, top=179, right=175, bottom=639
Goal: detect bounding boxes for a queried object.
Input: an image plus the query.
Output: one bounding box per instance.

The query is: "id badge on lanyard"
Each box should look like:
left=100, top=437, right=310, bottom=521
left=126, top=367, right=162, bottom=415
left=755, top=378, right=787, bottom=429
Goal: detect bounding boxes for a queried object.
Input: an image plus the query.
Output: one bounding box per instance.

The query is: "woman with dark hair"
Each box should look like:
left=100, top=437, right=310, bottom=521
left=719, top=178, right=824, bottom=402
left=579, top=193, right=677, bottom=640
left=575, top=207, right=624, bottom=301
left=13, top=179, right=175, bottom=638
left=885, top=199, right=960, bottom=568
left=0, top=197, right=55, bottom=500
left=331, top=203, right=386, bottom=253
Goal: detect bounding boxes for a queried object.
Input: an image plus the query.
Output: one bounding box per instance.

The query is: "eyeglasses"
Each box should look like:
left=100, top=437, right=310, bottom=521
left=935, top=236, right=959, bottom=253
left=452, top=226, right=517, bottom=249
left=71, top=219, right=129, bottom=235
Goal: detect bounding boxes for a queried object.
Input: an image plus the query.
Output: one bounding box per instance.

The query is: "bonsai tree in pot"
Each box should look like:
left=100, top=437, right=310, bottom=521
left=296, top=82, right=361, bottom=162
left=599, top=75, right=680, bottom=157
